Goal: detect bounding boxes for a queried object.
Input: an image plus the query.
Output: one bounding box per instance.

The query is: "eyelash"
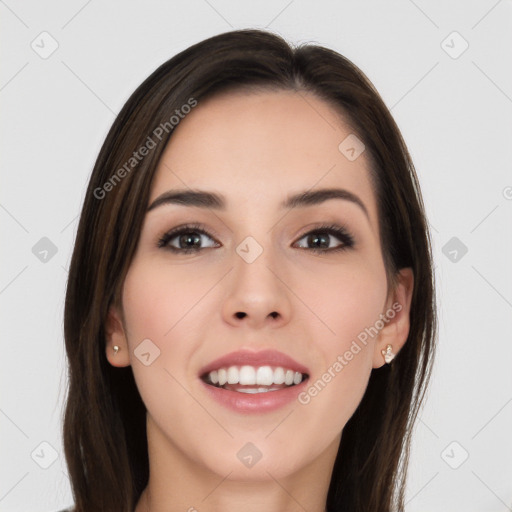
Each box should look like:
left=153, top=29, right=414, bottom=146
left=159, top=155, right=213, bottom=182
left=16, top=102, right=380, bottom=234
left=157, top=222, right=355, bottom=255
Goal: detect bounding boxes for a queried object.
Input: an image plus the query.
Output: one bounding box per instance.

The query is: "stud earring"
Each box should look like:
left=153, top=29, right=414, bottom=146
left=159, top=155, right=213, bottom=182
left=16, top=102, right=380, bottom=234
left=381, top=344, right=395, bottom=364
left=113, top=345, right=120, bottom=355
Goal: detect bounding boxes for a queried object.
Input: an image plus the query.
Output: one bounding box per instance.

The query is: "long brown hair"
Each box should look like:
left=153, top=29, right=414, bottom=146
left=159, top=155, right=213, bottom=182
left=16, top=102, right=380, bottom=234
left=63, top=28, right=437, bottom=512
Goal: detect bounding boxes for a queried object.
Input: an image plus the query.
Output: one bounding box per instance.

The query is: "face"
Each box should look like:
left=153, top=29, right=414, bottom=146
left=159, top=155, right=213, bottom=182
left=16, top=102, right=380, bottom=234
left=106, top=90, right=413, bottom=482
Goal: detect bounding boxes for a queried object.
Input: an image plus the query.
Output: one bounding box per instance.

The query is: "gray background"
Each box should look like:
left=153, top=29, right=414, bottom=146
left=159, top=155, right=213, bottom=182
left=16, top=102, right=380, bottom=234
left=1, top=1, right=511, bottom=511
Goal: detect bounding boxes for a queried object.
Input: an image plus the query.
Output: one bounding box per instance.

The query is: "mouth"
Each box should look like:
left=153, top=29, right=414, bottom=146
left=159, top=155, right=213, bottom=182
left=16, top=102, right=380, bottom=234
left=197, top=349, right=311, bottom=409
left=200, top=365, right=310, bottom=394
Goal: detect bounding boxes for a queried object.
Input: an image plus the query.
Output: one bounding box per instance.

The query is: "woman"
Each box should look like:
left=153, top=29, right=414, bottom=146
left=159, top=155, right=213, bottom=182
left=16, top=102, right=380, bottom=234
left=61, top=28, right=437, bottom=512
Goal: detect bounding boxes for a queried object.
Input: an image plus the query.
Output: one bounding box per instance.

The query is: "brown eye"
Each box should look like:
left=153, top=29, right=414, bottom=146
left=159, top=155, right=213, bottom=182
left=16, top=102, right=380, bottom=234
left=157, top=222, right=355, bottom=254
left=294, top=224, right=355, bottom=253
left=158, top=223, right=219, bottom=253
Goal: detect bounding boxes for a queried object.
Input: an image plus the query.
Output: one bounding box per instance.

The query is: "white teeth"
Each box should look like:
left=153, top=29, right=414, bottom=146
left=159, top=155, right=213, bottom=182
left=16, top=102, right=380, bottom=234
left=236, top=387, right=281, bottom=394
left=273, top=367, right=285, bottom=384
left=256, top=366, right=273, bottom=386
left=227, top=366, right=238, bottom=384
left=218, top=368, right=227, bottom=386
left=206, top=365, right=306, bottom=387
left=239, top=365, right=256, bottom=385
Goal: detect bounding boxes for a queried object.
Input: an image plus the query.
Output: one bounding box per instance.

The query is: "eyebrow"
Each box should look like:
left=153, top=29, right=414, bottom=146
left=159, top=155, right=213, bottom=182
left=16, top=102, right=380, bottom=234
left=147, top=187, right=370, bottom=220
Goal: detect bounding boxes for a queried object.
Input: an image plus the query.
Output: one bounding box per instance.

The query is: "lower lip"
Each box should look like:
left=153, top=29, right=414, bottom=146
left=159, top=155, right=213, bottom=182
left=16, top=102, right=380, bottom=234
left=199, top=378, right=309, bottom=414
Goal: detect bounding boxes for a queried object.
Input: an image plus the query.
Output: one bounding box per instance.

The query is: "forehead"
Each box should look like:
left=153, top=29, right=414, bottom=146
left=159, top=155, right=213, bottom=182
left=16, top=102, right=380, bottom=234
left=149, top=90, right=377, bottom=225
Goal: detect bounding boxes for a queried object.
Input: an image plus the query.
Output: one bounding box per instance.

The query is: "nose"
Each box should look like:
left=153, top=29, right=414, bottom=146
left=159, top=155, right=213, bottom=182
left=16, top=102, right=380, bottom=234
left=221, top=241, right=292, bottom=330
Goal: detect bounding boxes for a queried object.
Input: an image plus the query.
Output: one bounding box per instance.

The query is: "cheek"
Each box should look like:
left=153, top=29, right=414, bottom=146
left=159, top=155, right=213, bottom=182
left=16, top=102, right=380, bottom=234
left=121, top=253, right=217, bottom=345
left=300, top=256, right=388, bottom=348
left=295, top=260, right=387, bottom=425
left=119, top=260, right=217, bottom=455
left=119, top=258, right=207, bottom=400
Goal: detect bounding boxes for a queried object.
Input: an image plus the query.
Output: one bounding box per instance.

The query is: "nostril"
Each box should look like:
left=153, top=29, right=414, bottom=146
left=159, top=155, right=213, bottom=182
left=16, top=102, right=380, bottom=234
left=235, top=312, right=246, bottom=319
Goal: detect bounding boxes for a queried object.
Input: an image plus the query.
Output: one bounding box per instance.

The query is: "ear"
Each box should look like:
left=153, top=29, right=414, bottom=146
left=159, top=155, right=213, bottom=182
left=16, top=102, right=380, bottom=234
left=372, top=267, right=414, bottom=368
left=104, top=304, right=131, bottom=367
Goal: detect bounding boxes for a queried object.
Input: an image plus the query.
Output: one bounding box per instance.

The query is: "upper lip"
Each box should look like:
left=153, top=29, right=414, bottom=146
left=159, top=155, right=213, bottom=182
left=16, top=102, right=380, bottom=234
left=198, top=349, right=310, bottom=377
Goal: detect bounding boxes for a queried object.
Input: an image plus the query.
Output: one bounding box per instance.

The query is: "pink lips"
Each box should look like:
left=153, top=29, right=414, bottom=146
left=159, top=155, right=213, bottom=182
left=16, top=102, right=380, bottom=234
left=198, top=349, right=310, bottom=414
left=200, top=377, right=309, bottom=413
left=198, top=349, right=310, bottom=377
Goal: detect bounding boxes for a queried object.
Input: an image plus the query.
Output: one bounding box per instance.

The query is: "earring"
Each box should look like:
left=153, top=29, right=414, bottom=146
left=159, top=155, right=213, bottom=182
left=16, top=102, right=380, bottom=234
left=381, top=344, right=395, bottom=364
left=113, top=345, right=120, bottom=355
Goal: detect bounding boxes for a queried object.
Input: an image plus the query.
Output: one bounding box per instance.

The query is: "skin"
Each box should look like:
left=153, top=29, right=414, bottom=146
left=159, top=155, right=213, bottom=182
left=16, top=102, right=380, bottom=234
left=105, top=90, right=414, bottom=512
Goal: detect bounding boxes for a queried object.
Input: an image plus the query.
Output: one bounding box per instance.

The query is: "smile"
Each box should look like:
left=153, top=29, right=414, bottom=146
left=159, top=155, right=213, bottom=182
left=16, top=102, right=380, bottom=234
left=198, top=348, right=311, bottom=413
left=201, top=365, right=308, bottom=393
